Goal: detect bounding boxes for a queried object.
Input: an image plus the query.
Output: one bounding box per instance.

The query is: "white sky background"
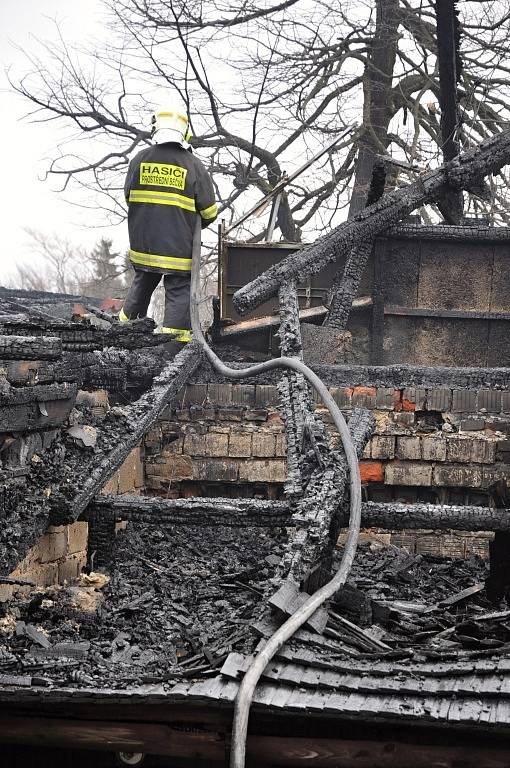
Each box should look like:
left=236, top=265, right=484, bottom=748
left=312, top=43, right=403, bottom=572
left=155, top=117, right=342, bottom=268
left=0, top=0, right=125, bottom=283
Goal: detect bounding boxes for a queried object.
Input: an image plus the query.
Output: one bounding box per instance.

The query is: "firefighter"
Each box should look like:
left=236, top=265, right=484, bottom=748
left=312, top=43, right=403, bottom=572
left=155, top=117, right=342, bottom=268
left=119, top=101, right=218, bottom=344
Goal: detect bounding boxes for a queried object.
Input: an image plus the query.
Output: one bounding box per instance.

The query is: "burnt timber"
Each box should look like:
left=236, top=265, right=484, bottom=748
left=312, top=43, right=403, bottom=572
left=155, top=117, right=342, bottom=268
left=0, top=335, right=62, bottom=360
left=233, top=128, right=510, bottom=314
left=88, top=495, right=510, bottom=533
left=0, top=342, right=202, bottom=576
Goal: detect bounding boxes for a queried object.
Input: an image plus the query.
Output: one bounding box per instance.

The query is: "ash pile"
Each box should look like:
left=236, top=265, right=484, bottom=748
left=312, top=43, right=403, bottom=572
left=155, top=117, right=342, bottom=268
left=1, top=534, right=507, bottom=691
left=0, top=523, right=287, bottom=689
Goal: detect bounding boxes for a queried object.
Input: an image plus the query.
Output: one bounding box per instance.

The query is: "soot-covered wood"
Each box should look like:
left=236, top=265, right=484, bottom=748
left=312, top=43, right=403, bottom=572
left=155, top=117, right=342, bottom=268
left=233, top=129, right=510, bottom=314
left=0, top=343, right=203, bottom=576
left=0, top=335, right=62, bottom=360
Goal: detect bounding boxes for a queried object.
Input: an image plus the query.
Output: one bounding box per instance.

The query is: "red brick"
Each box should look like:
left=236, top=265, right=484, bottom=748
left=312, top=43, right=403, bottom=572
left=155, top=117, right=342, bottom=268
left=266, top=412, right=284, bottom=428
left=353, top=386, right=376, bottom=397
left=359, top=461, right=384, bottom=483
left=401, top=398, right=416, bottom=412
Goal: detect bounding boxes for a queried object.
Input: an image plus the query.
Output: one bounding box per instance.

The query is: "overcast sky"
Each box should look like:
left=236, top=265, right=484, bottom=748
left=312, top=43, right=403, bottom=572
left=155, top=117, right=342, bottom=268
left=0, top=0, right=125, bottom=283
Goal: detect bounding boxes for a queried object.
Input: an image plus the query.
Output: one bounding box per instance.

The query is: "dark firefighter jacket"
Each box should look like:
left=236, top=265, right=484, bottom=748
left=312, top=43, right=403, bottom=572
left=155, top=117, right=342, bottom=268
left=124, top=143, right=218, bottom=274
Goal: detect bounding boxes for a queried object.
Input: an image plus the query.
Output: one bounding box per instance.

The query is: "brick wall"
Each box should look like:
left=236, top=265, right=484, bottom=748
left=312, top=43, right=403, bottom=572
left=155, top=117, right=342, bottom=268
left=339, top=385, right=509, bottom=499
left=100, top=445, right=145, bottom=496
left=143, top=381, right=510, bottom=557
left=145, top=385, right=287, bottom=494
left=146, top=382, right=510, bottom=496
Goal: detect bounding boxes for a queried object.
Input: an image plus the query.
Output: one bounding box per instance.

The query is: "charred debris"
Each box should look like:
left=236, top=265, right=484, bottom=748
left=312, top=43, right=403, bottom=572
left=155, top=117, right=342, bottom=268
left=0, top=125, right=510, bottom=767
left=0, top=280, right=509, bottom=694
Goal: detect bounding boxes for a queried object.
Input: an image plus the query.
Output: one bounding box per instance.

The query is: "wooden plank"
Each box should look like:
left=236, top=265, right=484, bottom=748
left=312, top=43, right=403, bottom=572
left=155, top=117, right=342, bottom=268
left=438, top=584, right=485, bottom=607
left=249, top=734, right=510, bottom=767
left=268, top=580, right=329, bottom=634
left=220, top=307, right=326, bottom=337
left=0, top=715, right=225, bottom=760
left=385, top=305, right=510, bottom=321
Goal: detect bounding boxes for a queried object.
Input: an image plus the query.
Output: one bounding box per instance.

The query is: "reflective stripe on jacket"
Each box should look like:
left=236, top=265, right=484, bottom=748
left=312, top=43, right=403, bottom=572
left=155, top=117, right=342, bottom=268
left=124, top=143, right=218, bottom=274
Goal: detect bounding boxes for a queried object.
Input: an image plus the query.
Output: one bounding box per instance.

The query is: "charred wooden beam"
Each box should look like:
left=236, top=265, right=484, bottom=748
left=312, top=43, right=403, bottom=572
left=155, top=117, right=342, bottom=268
left=53, top=342, right=203, bottom=523
left=85, top=497, right=510, bottom=534
left=0, top=318, right=170, bottom=353
left=0, top=382, right=76, bottom=407
left=0, top=383, right=77, bottom=433
left=324, top=160, right=385, bottom=330
left=276, top=280, right=323, bottom=496
left=0, top=343, right=203, bottom=577
left=86, top=506, right=117, bottom=572
left=0, top=349, right=162, bottom=395
left=80, top=348, right=165, bottom=394
left=361, top=501, right=509, bottom=532
left=88, top=495, right=290, bottom=528
left=209, top=362, right=510, bottom=390
left=485, top=481, right=510, bottom=602
left=233, top=129, right=510, bottom=314
left=280, top=408, right=375, bottom=593
left=0, top=335, right=62, bottom=360
left=384, top=223, right=510, bottom=242
left=324, top=238, right=375, bottom=330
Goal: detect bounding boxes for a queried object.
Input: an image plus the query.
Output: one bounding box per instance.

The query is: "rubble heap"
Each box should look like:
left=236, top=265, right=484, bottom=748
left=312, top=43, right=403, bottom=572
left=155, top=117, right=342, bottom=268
left=0, top=521, right=287, bottom=689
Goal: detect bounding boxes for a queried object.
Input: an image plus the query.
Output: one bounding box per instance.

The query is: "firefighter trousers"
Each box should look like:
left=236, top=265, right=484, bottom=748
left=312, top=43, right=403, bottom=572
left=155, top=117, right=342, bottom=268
left=120, top=268, right=191, bottom=342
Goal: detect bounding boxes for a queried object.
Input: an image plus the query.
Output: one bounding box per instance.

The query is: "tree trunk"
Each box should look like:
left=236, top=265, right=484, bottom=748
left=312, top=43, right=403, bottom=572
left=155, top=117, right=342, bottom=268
left=435, top=0, right=464, bottom=223
left=348, top=0, right=400, bottom=217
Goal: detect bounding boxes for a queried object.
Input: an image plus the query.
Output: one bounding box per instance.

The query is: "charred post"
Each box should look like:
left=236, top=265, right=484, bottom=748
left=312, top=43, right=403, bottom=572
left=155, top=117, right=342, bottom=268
left=486, top=481, right=510, bottom=602
left=276, top=280, right=321, bottom=496
left=324, top=238, right=375, bottom=330
left=277, top=407, right=375, bottom=594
